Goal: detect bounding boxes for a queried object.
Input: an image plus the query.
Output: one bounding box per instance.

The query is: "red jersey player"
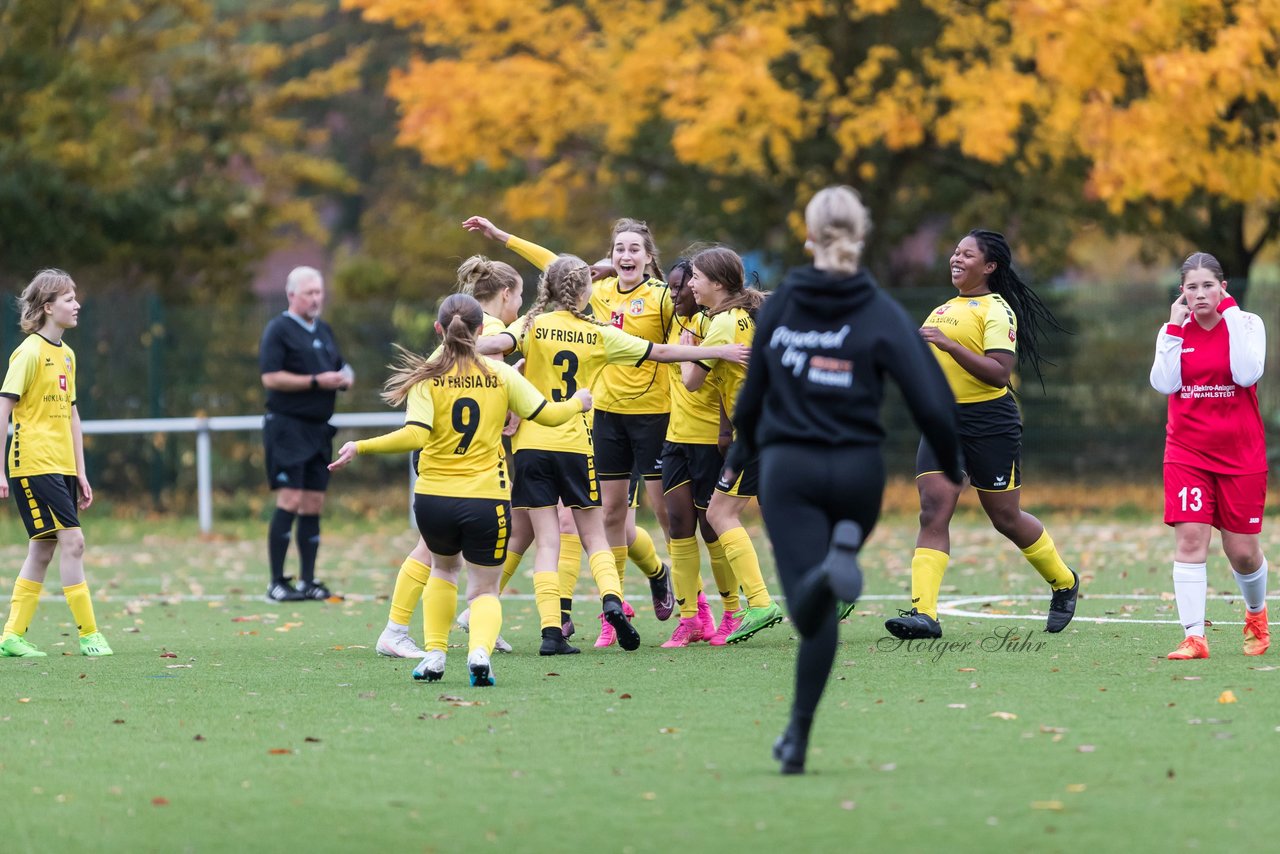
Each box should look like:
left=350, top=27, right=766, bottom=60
left=1150, top=252, right=1270, bottom=660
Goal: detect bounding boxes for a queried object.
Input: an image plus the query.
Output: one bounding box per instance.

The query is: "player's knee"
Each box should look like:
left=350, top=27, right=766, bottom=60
left=59, top=530, right=85, bottom=559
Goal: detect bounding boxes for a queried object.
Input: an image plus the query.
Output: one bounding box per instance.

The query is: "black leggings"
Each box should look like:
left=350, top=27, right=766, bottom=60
left=760, top=443, right=885, bottom=725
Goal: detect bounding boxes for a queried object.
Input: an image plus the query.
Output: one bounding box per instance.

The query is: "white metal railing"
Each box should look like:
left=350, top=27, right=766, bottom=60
left=82, top=412, right=404, bottom=533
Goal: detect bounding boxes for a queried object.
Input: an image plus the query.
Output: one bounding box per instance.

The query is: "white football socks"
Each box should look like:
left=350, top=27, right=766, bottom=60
left=1173, top=561, right=1207, bottom=638
left=1232, top=558, right=1269, bottom=614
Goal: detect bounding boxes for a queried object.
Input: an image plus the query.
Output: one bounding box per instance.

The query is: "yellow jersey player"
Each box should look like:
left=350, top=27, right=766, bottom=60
left=884, top=229, right=1076, bottom=641
left=682, top=246, right=784, bottom=645
left=376, top=256, right=526, bottom=660
left=0, top=269, right=111, bottom=659
left=463, top=215, right=680, bottom=632
left=330, top=294, right=589, bottom=686
left=659, top=259, right=740, bottom=648
left=482, top=254, right=748, bottom=656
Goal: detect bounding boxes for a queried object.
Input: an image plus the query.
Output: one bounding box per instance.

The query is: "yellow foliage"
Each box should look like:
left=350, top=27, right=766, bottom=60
left=353, top=0, right=1280, bottom=221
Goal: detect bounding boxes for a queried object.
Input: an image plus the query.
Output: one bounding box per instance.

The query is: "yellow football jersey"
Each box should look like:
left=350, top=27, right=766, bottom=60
left=666, top=313, right=720, bottom=444
left=922, top=293, right=1016, bottom=403
left=589, top=276, right=674, bottom=415
left=507, top=310, right=652, bottom=454
left=1, top=334, right=78, bottom=476
left=403, top=359, right=560, bottom=500
left=697, top=307, right=755, bottom=420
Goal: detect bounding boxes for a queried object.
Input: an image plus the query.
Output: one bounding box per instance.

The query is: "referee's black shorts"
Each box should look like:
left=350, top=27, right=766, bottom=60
left=263, top=412, right=337, bottom=492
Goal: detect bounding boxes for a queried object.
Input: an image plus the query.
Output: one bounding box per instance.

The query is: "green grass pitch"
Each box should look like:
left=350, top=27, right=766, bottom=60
left=3, top=508, right=1280, bottom=852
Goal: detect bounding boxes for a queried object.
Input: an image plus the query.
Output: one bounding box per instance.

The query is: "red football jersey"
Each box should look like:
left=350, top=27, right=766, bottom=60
left=1152, top=297, right=1267, bottom=474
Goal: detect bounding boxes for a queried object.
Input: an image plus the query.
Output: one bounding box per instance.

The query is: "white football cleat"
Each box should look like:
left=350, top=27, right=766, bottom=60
left=376, top=628, right=426, bottom=659
left=412, top=649, right=446, bottom=682
left=493, top=634, right=513, bottom=653
left=468, top=648, right=494, bottom=687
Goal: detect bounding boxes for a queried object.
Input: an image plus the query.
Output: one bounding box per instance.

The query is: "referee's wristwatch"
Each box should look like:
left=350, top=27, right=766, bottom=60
left=310, top=375, right=319, bottom=390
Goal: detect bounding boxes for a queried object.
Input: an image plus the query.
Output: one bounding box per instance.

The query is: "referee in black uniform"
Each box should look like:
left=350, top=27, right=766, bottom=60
left=259, top=266, right=354, bottom=602
left=725, top=187, right=963, bottom=774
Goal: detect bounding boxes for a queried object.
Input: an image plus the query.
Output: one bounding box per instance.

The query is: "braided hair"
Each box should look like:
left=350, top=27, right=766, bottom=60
left=968, top=229, right=1065, bottom=388
left=381, top=293, right=490, bottom=406
left=520, top=255, right=602, bottom=338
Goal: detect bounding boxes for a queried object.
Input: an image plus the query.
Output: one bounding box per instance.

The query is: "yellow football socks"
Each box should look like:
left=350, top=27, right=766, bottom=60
left=389, top=557, right=431, bottom=626
left=612, top=545, right=629, bottom=588
left=706, top=539, right=739, bottom=612
left=499, top=549, right=524, bottom=593
left=589, top=550, right=623, bottom=601
left=468, top=593, right=502, bottom=655
left=669, top=536, right=701, bottom=619
left=62, top=581, right=98, bottom=637
left=628, top=526, right=663, bottom=578
left=3, top=577, right=42, bottom=638
left=533, top=571, right=561, bottom=630
left=910, top=548, right=950, bottom=619
left=422, top=576, right=457, bottom=653
left=718, top=527, right=771, bottom=608
left=1021, top=529, right=1074, bottom=590
left=557, top=534, right=582, bottom=599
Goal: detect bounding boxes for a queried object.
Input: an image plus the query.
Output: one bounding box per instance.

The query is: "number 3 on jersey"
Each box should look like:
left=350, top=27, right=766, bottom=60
left=1178, top=486, right=1203, bottom=513
left=552, top=350, right=578, bottom=402
left=452, top=398, right=479, bottom=455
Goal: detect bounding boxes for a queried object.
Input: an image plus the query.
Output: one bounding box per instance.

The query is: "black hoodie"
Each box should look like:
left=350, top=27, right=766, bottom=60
left=726, top=265, right=963, bottom=483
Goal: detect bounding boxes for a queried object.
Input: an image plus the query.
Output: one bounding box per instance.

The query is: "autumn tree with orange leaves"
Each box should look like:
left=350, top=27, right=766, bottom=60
left=347, top=0, right=1280, bottom=291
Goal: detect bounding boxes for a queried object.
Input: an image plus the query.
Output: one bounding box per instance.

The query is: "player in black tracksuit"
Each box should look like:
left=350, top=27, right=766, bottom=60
left=723, top=186, right=963, bottom=774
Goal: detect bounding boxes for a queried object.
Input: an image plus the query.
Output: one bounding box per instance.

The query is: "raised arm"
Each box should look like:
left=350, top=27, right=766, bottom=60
left=462, top=215, right=558, bottom=272
left=1150, top=293, right=1189, bottom=395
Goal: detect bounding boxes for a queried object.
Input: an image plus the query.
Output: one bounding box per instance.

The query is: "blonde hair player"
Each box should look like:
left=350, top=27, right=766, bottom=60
left=0, top=269, right=111, bottom=659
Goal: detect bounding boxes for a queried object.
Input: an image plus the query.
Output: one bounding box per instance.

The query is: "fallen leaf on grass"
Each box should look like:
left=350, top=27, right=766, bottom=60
left=1218, top=690, right=1238, bottom=704
left=112, top=719, right=125, bottom=724
left=545, top=673, right=560, bottom=677
left=1031, top=800, right=1064, bottom=811
left=604, top=688, right=616, bottom=694
left=152, top=797, right=169, bottom=807
left=304, top=737, right=321, bottom=743
left=990, top=711, right=1018, bottom=721
left=268, top=748, right=292, bottom=755
left=658, top=727, right=680, bottom=735
left=160, top=652, right=178, bottom=659
left=947, top=704, right=967, bottom=709
left=165, top=664, right=192, bottom=669
left=17, top=698, right=30, bottom=703
left=1249, top=666, right=1279, bottom=672
left=123, top=627, right=140, bottom=633
left=1077, top=745, right=1096, bottom=753
left=620, top=693, right=632, bottom=700
left=840, top=800, right=856, bottom=811
left=642, top=792, right=657, bottom=801
left=1173, top=675, right=1202, bottom=681
left=418, top=713, right=450, bottom=720
left=958, top=668, right=976, bottom=672
left=193, top=735, right=205, bottom=741
left=878, top=763, right=896, bottom=772
left=1066, top=784, right=1086, bottom=793
left=231, top=616, right=260, bottom=623
left=1040, top=725, right=1067, bottom=734
left=274, top=622, right=304, bottom=633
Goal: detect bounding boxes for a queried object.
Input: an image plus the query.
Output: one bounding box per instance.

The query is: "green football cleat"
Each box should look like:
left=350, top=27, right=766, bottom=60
left=836, top=600, right=857, bottom=621
left=1, top=634, right=48, bottom=658
left=79, top=632, right=114, bottom=657
left=725, top=602, right=784, bottom=644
